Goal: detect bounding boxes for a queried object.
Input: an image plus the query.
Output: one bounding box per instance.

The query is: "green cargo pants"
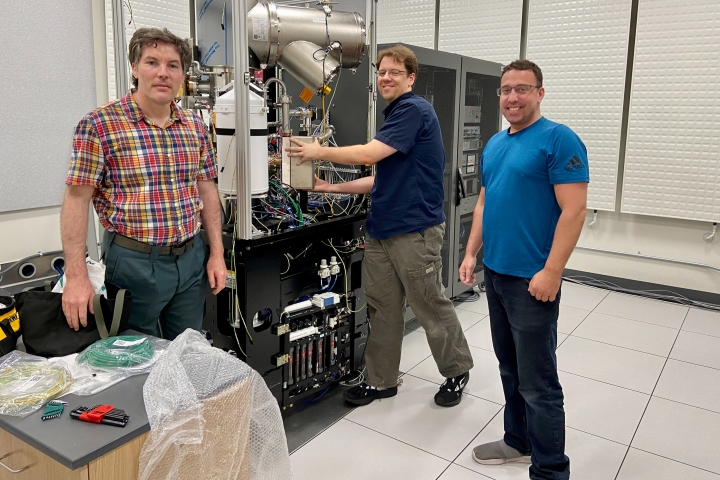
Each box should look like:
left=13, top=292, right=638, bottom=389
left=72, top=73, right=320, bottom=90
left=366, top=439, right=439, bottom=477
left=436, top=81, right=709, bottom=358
left=364, top=223, right=474, bottom=388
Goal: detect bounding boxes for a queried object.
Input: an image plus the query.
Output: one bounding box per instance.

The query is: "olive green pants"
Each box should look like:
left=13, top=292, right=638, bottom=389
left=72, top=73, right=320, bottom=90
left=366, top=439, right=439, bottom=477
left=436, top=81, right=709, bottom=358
left=364, top=223, right=474, bottom=388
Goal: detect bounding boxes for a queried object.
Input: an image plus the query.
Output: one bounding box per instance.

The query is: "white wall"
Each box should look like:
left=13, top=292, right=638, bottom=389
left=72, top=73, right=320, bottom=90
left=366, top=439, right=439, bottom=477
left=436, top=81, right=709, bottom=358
left=0, top=0, right=107, bottom=265
left=571, top=212, right=719, bottom=295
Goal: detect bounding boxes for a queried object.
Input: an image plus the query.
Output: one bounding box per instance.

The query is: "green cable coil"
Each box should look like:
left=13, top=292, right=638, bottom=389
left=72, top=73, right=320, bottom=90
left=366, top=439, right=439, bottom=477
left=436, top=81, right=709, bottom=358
left=77, top=335, right=155, bottom=369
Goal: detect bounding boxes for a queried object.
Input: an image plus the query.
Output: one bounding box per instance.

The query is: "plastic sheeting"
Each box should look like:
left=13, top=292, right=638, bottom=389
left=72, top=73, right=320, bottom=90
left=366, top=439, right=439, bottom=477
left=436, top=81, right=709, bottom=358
left=138, top=329, right=292, bottom=480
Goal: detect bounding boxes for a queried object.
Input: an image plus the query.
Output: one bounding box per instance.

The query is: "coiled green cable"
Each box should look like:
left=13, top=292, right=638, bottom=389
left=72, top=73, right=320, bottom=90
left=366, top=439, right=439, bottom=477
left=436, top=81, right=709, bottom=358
left=77, top=336, right=155, bottom=369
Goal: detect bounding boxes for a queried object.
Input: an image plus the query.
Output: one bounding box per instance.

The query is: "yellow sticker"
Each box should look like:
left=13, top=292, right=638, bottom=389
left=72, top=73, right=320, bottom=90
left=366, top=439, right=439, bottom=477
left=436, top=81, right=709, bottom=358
left=0, top=330, right=5, bottom=341
left=299, top=87, right=314, bottom=104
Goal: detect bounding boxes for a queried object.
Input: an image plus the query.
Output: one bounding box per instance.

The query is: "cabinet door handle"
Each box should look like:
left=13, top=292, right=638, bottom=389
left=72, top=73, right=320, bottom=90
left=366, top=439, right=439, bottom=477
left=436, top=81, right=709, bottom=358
left=0, top=453, right=30, bottom=473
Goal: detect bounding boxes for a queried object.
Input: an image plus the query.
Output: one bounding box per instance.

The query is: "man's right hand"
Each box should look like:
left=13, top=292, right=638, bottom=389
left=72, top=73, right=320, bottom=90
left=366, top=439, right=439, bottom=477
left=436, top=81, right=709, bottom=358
left=311, top=176, right=334, bottom=193
left=459, top=256, right=477, bottom=286
left=61, top=276, right=95, bottom=331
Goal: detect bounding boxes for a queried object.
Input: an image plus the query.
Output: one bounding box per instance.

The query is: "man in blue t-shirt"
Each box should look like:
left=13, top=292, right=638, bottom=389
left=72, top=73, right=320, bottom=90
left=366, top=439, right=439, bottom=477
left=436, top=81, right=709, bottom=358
left=459, top=60, right=588, bottom=480
left=288, top=44, right=473, bottom=408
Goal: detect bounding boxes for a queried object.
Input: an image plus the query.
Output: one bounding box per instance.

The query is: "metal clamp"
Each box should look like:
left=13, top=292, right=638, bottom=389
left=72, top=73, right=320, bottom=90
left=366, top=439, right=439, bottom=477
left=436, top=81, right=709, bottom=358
left=0, top=452, right=30, bottom=473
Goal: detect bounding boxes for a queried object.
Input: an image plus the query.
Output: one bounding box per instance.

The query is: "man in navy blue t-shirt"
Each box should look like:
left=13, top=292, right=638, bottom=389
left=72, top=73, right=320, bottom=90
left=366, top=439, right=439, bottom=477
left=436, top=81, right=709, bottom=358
left=289, top=44, right=474, bottom=408
left=459, top=60, right=588, bottom=479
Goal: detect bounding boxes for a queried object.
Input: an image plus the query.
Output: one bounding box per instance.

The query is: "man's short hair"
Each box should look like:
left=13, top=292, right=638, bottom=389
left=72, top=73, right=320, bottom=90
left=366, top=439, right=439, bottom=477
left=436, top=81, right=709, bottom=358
left=501, top=59, right=543, bottom=87
left=377, top=44, right=419, bottom=77
left=128, top=27, right=192, bottom=88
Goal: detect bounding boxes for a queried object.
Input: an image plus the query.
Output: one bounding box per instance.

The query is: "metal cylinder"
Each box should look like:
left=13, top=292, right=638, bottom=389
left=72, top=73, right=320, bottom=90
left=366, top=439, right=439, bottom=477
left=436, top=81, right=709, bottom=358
left=277, top=41, right=339, bottom=94
left=205, top=65, right=234, bottom=94
left=247, top=2, right=365, bottom=69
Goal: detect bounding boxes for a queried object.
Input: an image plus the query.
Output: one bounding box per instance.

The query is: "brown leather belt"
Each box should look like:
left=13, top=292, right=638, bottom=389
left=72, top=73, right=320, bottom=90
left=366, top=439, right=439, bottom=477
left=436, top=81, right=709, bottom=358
left=112, top=234, right=195, bottom=256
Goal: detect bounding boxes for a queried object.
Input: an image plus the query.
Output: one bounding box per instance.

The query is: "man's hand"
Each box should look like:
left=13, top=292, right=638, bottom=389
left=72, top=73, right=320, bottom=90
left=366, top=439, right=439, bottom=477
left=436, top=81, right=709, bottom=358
left=528, top=268, right=562, bottom=302
left=310, top=176, right=334, bottom=193
left=288, top=137, right=322, bottom=165
left=206, top=254, right=227, bottom=295
left=459, top=256, right=477, bottom=286
left=61, top=277, right=95, bottom=330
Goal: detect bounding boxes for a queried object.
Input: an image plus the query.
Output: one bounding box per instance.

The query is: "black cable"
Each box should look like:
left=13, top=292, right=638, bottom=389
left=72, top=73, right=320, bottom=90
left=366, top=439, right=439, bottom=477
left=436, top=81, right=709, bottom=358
left=562, top=276, right=720, bottom=312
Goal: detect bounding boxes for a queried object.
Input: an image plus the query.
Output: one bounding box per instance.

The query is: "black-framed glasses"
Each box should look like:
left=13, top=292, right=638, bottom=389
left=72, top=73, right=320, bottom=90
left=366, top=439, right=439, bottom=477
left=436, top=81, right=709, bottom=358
left=497, top=84, right=540, bottom=96
left=376, top=69, right=407, bottom=78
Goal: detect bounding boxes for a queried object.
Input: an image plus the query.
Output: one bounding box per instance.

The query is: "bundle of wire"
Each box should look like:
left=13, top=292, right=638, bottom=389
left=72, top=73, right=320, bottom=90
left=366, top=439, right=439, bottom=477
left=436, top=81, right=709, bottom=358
left=0, top=364, right=72, bottom=416
left=77, top=336, right=155, bottom=369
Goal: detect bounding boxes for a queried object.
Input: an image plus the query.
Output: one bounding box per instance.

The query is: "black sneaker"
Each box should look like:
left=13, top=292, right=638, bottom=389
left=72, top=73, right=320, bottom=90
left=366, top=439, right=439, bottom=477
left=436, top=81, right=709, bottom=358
left=344, top=383, right=398, bottom=406
left=434, top=372, right=470, bottom=407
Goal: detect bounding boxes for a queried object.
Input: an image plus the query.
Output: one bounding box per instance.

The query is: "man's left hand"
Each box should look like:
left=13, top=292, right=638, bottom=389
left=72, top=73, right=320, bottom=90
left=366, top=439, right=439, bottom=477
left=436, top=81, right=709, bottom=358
left=287, top=137, right=322, bottom=165
left=206, top=254, right=227, bottom=295
left=528, top=268, right=561, bottom=302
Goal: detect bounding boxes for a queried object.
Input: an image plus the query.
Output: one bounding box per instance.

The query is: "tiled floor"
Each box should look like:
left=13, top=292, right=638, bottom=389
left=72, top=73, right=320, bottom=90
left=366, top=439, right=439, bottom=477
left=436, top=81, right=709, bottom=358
left=289, top=283, right=720, bottom=479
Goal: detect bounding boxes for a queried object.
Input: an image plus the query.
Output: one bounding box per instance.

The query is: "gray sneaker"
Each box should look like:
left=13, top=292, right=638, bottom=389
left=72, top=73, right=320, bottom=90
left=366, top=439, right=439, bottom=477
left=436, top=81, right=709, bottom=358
left=472, top=440, right=532, bottom=465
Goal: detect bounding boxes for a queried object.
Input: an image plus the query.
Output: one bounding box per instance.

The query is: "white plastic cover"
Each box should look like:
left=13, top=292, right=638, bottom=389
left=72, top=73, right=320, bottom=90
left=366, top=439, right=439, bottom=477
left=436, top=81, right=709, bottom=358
left=138, top=329, right=292, bottom=480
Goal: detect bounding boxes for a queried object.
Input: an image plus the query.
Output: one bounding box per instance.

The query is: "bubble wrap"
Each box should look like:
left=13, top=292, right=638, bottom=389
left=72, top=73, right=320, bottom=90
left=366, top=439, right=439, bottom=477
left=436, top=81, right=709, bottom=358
left=138, top=330, right=292, bottom=480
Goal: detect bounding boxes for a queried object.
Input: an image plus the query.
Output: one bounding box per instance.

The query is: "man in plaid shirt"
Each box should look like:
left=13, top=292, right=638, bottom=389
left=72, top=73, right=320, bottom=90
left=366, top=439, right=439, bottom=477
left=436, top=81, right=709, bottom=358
left=60, top=28, right=226, bottom=340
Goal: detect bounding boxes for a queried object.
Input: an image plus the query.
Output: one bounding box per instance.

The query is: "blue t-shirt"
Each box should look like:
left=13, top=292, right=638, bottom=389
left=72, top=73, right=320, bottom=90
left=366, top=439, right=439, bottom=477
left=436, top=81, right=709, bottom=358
left=367, top=92, right=446, bottom=240
left=481, top=116, right=589, bottom=278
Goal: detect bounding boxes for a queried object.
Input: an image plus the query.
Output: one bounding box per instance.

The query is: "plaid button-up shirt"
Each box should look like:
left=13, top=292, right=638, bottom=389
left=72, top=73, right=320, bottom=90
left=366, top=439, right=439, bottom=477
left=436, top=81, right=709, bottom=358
left=66, top=93, right=217, bottom=246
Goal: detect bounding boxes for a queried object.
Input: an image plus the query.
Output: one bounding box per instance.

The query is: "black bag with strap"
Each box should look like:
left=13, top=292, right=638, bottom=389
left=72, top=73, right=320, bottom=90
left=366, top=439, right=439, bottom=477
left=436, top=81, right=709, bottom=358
left=0, top=295, right=21, bottom=356
left=15, top=282, right=133, bottom=357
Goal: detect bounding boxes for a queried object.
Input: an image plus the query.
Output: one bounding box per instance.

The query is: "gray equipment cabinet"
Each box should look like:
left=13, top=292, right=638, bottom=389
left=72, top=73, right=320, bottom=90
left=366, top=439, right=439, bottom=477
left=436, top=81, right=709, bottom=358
left=376, top=44, right=501, bottom=301
left=449, top=55, right=502, bottom=297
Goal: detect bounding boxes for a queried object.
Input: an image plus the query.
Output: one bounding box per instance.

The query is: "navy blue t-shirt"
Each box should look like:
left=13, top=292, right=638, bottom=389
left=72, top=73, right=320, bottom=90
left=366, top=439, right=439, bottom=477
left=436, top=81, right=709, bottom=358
left=481, top=116, right=589, bottom=278
left=367, top=92, right=446, bottom=240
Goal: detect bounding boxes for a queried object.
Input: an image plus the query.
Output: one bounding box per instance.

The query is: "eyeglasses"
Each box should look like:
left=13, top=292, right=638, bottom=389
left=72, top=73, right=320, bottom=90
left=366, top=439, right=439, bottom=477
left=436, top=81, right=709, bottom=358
left=376, top=69, right=407, bottom=78
left=497, top=84, right=540, bottom=96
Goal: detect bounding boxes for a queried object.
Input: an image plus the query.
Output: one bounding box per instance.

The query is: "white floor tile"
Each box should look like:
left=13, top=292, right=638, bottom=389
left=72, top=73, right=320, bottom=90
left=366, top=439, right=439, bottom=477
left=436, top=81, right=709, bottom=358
left=437, top=464, right=492, bottom=480
left=463, top=318, right=494, bottom=352
left=400, top=330, right=433, bottom=373
left=617, top=448, right=720, bottom=480
left=455, top=294, right=490, bottom=315
left=454, top=408, right=627, bottom=480
left=560, top=371, right=650, bottom=445
left=670, top=331, right=720, bottom=370
left=557, top=333, right=569, bottom=347
left=683, top=308, right=720, bottom=338
left=456, top=308, right=486, bottom=332
left=557, top=306, right=591, bottom=334
left=632, top=397, right=720, bottom=474
left=345, top=375, right=502, bottom=461
left=559, top=282, right=609, bottom=310
left=291, top=419, right=450, bottom=480
left=557, top=336, right=666, bottom=394
left=594, top=292, right=688, bottom=329
left=654, top=359, right=720, bottom=414
left=571, top=312, right=679, bottom=356
left=407, top=346, right=505, bottom=405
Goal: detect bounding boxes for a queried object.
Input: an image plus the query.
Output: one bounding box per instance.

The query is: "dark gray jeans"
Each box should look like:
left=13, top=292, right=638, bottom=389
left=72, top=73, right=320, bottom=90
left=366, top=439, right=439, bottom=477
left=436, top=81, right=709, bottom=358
left=364, top=223, right=474, bottom=388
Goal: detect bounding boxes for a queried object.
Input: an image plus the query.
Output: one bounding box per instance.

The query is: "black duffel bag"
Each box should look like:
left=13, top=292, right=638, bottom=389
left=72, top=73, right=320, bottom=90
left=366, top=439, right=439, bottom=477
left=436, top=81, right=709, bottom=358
left=0, top=295, right=21, bottom=356
left=15, top=282, right=132, bottom=357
